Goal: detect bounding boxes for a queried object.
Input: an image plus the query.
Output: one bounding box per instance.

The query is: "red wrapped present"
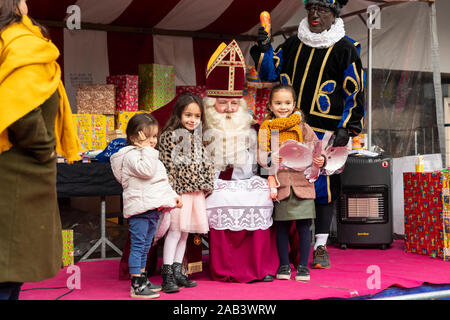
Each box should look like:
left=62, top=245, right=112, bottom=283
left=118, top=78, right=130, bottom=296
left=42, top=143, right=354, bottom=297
left=244, top=67, right=277, bottom=123
left=176, top=85, right=207, bottom=99
left=107, top=75, right=139, bottom=112
left=243, top=85, right=257, bottom=121
left=246, top=82, right=275, bottom=124
left=441, top=171, right=450, bottom=261
left=403, top=172, right=448, bottom=260
left=255, top=86, right=271, bottom=124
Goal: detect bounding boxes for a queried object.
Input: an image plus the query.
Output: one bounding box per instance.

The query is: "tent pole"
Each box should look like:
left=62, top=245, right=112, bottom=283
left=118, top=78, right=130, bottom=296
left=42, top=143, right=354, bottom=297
left=367, top=13, right=373, bottom=151
left=429, top=0, right=446, bottom=166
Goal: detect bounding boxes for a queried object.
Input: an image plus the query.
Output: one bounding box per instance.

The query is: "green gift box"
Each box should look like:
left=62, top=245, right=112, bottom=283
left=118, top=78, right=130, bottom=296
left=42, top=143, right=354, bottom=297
left=138, top=64, right=175, bottom=112
left=62, top=229, right=74, bottom=266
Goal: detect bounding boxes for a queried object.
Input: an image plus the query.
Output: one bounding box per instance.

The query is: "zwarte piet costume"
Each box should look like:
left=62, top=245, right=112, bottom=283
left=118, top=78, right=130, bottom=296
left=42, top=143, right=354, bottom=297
left=251, top=0, right=365, bottom=205
left=251, top=0, right=365, bottom=268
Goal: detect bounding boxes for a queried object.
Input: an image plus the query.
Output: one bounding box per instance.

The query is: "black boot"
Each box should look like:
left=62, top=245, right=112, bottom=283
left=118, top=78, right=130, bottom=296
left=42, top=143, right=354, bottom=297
left=141, top=271, right=162, bottom=292
left=130, top=275, right=160, bottom=299
left=172, top=262, right=197, bottom=288
left=161, top=264, right=180, bottom=293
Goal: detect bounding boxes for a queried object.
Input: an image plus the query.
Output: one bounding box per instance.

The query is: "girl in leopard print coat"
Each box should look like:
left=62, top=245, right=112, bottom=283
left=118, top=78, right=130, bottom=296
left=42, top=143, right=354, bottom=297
left=157, top=93, right=214, bottom=292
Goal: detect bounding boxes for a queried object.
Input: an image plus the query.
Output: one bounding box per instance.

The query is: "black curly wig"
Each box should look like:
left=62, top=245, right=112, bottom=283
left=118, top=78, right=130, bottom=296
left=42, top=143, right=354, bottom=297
left=303, top=0, right=349, bottom=16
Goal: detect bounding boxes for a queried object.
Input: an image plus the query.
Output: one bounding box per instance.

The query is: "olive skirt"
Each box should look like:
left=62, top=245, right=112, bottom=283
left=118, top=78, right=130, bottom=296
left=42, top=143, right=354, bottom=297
left=273, top=188, right=316, bottom=221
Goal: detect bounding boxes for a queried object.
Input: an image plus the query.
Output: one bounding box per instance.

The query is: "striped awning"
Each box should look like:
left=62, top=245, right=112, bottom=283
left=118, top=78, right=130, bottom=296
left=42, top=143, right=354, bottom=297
left=25, top=0, right=420, bottom=108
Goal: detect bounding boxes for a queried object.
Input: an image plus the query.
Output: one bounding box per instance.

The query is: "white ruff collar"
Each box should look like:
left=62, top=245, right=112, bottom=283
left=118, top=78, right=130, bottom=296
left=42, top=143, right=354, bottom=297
left=297, top=17, right=345, bottom=48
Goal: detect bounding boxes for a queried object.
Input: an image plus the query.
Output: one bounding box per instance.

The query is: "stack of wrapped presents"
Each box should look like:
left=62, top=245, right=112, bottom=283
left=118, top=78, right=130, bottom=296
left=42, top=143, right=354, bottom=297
left=72, top=64, right=176, bottom=152
left=71, top=64, right=273, bottom=152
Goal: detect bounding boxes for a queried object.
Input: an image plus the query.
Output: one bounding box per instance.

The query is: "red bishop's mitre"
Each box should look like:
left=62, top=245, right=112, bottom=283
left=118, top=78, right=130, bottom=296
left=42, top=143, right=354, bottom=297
left=206, top=40, right=246, bottom=98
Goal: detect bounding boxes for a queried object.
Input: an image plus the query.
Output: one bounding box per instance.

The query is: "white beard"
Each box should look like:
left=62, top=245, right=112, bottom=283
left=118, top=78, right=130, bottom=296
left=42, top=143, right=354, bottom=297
left=204, top=98, right=254, bottom=171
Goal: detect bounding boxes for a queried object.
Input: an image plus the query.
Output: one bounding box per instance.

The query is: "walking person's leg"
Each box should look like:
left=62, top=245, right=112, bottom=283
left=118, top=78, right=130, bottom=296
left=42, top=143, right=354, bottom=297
left=313, top=202, right=334, bottom=269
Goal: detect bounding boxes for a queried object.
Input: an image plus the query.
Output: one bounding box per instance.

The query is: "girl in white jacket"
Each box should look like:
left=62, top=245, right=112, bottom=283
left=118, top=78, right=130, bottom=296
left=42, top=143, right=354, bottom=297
left=110, top=113, right=181, bottom=299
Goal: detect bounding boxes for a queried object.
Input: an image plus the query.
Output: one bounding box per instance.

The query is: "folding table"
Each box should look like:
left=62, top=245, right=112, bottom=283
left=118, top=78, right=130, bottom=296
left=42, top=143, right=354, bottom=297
left=57, top=162, right=123, bottom=261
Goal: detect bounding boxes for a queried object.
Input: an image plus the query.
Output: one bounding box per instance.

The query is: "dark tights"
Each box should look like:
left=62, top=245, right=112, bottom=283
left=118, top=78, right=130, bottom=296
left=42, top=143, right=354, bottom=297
left=276, top=219, right=311, bottom=267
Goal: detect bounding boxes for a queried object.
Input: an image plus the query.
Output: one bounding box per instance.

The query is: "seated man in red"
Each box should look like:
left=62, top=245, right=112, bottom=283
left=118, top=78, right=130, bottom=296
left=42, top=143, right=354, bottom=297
left=203, top=40, right=277, bottom=283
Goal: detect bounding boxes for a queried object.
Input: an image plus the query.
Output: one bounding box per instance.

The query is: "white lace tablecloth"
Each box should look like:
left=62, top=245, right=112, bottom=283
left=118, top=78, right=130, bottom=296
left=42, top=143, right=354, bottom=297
left=206, top=176, right=274, bottom=231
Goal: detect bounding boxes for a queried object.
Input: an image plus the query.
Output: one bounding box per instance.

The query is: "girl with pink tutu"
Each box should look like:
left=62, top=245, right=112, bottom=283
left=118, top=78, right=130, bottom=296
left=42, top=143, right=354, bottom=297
left=158, top=93, right=215, bottom=293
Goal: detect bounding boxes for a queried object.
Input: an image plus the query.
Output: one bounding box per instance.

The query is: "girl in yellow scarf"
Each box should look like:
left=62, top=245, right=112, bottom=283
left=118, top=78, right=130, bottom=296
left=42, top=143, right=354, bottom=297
left=257, top=84, right=324, bottom=282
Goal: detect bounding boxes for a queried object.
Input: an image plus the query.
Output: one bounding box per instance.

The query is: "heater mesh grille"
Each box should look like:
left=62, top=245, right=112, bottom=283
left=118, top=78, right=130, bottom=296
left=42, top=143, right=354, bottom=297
left=339, top=186, right=388, bottom=223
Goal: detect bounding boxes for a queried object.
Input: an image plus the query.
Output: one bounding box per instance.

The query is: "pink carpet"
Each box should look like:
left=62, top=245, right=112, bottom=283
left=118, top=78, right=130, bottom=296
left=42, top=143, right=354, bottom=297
left=19, top=240, right=450, bottom=300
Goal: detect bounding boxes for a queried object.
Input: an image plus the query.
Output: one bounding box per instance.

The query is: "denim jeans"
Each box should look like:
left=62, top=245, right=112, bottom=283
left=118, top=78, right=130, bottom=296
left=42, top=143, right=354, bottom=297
left=0, top=282, right=23, bottom=300
left=128, top=209, right=160, bottom=275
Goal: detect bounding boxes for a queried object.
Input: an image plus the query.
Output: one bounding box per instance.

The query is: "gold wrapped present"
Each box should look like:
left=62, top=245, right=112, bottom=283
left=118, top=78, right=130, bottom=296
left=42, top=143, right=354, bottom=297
left=72, top=114, right=107, bottom=151
left=115, top=111, right=149, bottom=135
left=62, top=229, right=74, bottom=267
